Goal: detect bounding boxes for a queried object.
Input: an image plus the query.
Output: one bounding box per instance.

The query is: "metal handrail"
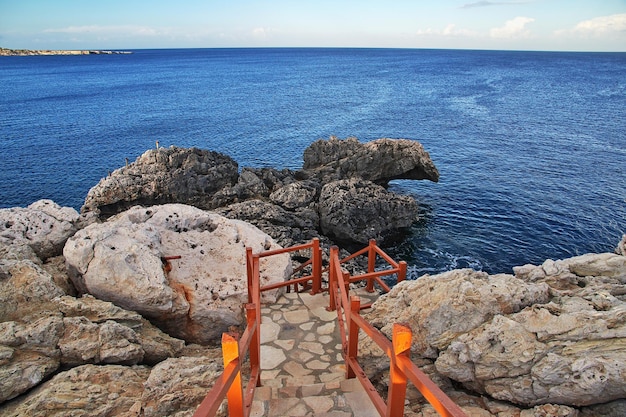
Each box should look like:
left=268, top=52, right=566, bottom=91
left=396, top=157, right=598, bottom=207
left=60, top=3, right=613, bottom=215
left=193, top=238, right=466, bottom=417
left=193, top=304, right=260, bottom=417
left=328, top=245, right=468, bottom=417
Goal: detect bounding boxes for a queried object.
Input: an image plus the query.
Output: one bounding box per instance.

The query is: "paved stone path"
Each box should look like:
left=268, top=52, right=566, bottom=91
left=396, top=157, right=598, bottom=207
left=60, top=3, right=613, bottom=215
left=250, top=289, right=380, bottom=417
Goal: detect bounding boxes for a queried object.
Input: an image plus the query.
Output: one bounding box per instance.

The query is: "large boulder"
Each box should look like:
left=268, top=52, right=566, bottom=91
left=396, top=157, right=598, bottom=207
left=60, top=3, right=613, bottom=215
left=0, top=200, right=80, bottom=261
left=82, top=147, right=239, bottom=216
left=1, top=352, right=224, bottom=417
left=141, top=355, right=222, bottom=417
left=435, top=295, right=626, bottom=407
left=302, top=137, right=439, bottom=184
left=64, top=204, right=291, bottom=344
left=364, top=269, right=550, bottom=359
left=319, top=178, right=419, bottom=245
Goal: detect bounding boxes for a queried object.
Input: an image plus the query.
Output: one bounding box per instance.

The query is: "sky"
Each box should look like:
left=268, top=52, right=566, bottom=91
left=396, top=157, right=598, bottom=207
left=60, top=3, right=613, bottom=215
left=1, top=0, right=625, bottom=52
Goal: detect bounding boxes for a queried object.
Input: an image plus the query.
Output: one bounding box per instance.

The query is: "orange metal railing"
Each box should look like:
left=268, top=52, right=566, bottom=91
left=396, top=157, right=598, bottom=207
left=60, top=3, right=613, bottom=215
left=194, top=238, right=466, bottom=417
left=328, top=245, right=468, bottom=417
left=328, top=239, right=407, bottom=311
left=193, top=238, right=322, bottom=417
left=193, top=304, right=260, bottom=417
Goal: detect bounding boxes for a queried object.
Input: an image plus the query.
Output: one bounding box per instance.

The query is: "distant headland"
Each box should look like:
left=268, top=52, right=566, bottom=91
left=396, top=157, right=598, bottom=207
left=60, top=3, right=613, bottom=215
left=0, top=47, right=132, bottom=56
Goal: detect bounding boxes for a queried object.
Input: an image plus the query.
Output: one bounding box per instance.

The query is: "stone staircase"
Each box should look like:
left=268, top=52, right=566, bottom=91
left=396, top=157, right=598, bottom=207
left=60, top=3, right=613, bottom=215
left=249, top=291, right=380, bottom=417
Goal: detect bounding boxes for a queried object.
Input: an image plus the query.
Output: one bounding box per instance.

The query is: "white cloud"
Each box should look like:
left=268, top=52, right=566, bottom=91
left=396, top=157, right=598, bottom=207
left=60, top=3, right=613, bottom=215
left=573, top=14, right=626, bottom=35
left=490, top=16, right=535, bottom=39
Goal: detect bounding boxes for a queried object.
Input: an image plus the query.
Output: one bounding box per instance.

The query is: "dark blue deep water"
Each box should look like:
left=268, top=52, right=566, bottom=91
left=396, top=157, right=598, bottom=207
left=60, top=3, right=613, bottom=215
left=1, top=48, right=625, bottom=276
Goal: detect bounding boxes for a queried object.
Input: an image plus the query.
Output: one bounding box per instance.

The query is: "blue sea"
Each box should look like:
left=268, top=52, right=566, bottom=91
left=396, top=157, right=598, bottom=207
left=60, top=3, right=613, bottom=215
left=1, top=48, right=625, bottom=277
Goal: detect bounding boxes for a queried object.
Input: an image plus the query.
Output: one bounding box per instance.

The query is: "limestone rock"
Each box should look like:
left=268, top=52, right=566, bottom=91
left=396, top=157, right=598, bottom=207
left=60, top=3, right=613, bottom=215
left=82, top=147, right=239, bottom=216
left=364, top=269, right=550, bottom=358
left=435, top=297, right=626, bottom=407
left=513, top=253, right=626, bottom=300
left=269, top=181, right=319, bottom=210
left=302, top=137, right=439, bottom=184
left=141, top=356, right=222, bottom=417
left=0, top=271, right=184, bottom=404
left=0, top=260, right=66, bottom=322
left=218, top=199, right=321, bottom=248
left=319, top=178, right=419, bottom=245
left=0, top=316, right=64, bottom=403
left=64, top=204, right=291, bottom=344
left=0, top=200, right=79, bottom=260
left=433, top=252, right=626, bottom=407
left=0, top=364, right=150, bottom=417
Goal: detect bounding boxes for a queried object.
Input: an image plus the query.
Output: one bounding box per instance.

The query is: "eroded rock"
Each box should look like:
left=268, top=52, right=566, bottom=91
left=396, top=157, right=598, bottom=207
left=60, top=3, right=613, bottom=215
left=319, top=178, right=418, bottom=245
left=64, top=204, right=291, bottom=344
left=82, top=147, right=239, bottom=216
left=364, top=269, right=550, bottom=358
left=0, top=200, right=80, bottom=261
left=302, top=137, right=439, bottom=184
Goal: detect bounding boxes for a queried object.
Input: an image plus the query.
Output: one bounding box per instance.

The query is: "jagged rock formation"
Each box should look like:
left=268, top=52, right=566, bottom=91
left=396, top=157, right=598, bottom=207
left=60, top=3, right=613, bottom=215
left=363, top=252, right=626, bottom=409
left=82, top=147, right=240, bottom=216
left=82, top=137, right=438, bottom=246
left=302, top=136, right=440, bottom=184
left=318, top=178, right=418, bottom=244
left=64, top=204, right=291, bottom=344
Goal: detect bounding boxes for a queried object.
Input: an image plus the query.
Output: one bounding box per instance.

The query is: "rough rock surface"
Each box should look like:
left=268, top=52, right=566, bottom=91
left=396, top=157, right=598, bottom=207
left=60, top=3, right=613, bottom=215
left=1, top=352, right=224, bottom=417
left=82, top=147, right=239, bottom=216
left=0, top=258, right=184, bottom=404
left=365, top=269, right=550, bottom=359
left=141, top=355, right=222, bottom=416
left=64, top=204, right=291, bottom=344
left=0, top=200, right=80, bottom=261
left=319, top=178, right=419, bottom=245
left=365, top=252, right=626, bottom=409
left=0, top=364, right=151, bottom=417
left=217, top=199, right=321, bottom=248
left=302, top=137, right=440, bottom=184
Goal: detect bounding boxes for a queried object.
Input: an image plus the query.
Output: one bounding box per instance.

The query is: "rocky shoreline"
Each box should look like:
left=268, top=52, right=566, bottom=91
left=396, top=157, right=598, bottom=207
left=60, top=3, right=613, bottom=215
left=1, top=137, right=625, bottom=416
left=0, top=47, right=132, bottom=56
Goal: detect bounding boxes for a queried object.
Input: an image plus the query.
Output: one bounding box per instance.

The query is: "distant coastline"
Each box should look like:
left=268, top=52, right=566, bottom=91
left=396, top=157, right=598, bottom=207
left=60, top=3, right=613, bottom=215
left=0, top=47, right=132, bottom=56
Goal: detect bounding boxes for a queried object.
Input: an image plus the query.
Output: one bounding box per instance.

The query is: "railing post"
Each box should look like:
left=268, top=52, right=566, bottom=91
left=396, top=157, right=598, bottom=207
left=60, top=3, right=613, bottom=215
left=366, top=239, right=376, bottom=292
left=246, top=247, right=254, bottom=304
left=252, top=255, right=262, bottom=324
left=327, top=246, right=339, bottom=311
left=398, top=261, right=407, bottom=284
left=387, top=324, right=411, bottom=417
left=346, top=296, right=361, bottom=379
left=311, top=238, right=322, bottom=295
left=222, top=333, right=244, bottom=417
left=246, top=303, right=261, bottom=387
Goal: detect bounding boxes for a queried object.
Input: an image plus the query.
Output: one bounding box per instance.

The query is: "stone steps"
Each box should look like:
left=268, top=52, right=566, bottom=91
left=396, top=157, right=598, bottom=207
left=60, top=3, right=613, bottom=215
left=249, top=290, right=380, bottom=417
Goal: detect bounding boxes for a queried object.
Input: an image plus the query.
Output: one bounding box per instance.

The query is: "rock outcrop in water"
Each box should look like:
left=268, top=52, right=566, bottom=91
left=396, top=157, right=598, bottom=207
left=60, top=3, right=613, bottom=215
left=82, top=137, right=439, bottom=246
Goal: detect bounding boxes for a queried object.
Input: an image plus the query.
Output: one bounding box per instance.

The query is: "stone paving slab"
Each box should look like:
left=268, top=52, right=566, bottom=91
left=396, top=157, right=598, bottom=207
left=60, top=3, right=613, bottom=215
left=251, top=289, right=380, bottom=417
